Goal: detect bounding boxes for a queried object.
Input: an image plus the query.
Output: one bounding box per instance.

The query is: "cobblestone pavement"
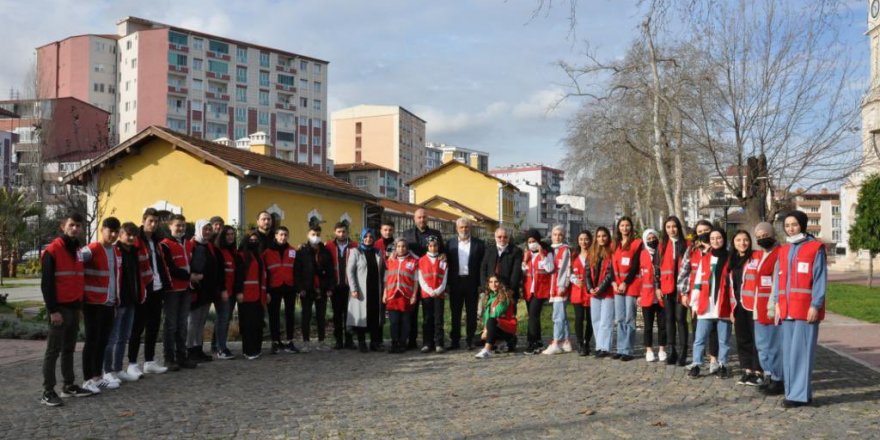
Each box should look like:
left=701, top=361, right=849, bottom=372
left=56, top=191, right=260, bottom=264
left=0, top=336, right=878, bottom=439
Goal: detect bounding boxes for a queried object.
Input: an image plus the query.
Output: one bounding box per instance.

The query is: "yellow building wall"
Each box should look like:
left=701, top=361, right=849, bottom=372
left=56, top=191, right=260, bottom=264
left=411, top=165, right=500, bottom=222
left=244, top=185, right=365, bottom=243
left=97, top=138, right=228, bottom=224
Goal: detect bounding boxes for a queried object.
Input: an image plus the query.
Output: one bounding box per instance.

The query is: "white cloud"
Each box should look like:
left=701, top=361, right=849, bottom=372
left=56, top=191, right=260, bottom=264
left=411, top=101, right=509, bottom=136
left=511, top=87, right=578, bottom=120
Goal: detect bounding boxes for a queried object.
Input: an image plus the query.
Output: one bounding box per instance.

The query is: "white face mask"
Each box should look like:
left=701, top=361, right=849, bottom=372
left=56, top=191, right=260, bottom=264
left=427, top=252, right=438, bottom=258
left=172, top=231, right=185, bottom=239
left=308, top=235, right=321, bottom=245
left=528, top=242, right=539, bottom=252
left=786, top=233, right=806, bottom=243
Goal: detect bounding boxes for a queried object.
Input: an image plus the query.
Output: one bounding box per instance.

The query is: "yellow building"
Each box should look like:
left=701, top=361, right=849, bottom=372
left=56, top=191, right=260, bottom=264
left=408, top=160, right=519, bottom=230
left=63, top=126, right=375, bottom=241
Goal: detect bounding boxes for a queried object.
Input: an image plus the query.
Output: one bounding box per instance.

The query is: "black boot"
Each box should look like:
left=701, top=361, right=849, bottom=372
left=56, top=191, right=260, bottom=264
left=178, top=351, right=197, bottom=369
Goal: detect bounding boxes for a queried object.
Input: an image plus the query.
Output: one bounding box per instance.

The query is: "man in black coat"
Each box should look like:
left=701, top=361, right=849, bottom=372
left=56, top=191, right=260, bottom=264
left=479, top=227, right=523, bottom=351
left=294, top=225, right=337, bottom=346
left=446, top=218, right=486, bottom=350
left=401, top=208, right=445, bottom=349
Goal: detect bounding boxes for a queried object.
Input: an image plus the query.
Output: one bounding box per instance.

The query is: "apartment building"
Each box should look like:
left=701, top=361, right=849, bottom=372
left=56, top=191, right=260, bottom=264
left=490, top=163, right=564, bottom=233
left=425, top=142, right=489, bottom=172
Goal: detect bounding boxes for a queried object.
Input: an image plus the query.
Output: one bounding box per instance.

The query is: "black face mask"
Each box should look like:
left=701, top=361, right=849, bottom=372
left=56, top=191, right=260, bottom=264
left=646, top=240, right=658, bottom=250
left=697, top=232, right=711, bottom=243
left=247, top=240, right=260, bottom=251
left=757, top=237, right=776, bottom=249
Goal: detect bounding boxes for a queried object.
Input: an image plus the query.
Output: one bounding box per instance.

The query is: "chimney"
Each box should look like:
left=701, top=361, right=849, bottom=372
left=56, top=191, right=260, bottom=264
left=213, top=137, right=231, bottom=147
left=247, top=131, right=275, bottom=156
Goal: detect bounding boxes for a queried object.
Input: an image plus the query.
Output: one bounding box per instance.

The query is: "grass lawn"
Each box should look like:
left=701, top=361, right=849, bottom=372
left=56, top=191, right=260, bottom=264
left=826, top=283, right=880, bottom=324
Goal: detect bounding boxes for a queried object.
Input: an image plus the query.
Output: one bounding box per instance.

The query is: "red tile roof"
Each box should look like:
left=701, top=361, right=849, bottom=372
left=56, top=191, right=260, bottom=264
left=334, top=161, right=396, bottom=173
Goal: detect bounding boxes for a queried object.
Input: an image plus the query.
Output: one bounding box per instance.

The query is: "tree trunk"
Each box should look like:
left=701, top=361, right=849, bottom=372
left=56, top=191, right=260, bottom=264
left=644, top=17, right=677, bottom=218
left=741, top=155, right=770, bottom=233
left=870, top=252, right=875, bottom=289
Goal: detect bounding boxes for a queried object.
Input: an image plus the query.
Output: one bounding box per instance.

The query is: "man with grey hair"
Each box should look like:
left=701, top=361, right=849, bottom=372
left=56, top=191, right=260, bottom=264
left=447, top=217, right=486, bottom=350
left=479, top=226, right=523, bottom=352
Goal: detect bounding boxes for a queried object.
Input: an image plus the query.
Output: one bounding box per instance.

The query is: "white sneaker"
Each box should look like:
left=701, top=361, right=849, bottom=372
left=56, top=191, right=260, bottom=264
left=116, top=370, right=139, bottom=382
left=126, top=364, right=144, bottom=378
left=561, top=340, right=573, bottom=353
left=82, top=379, right=101, bottom=395
left=97, top=377, right=120, bottom=390
left=708, top=361, right=721, bottom=375
left=658, top=351, right=668, bottom=362
left=474, top=348, right=491, bottom=359
left=103, top=372, right=121, bottom=385
left=143, top=361, right=168, bottom=374
left=542, top=343, right=563, bottom=355
left=646, top=350, right=656, bottom=362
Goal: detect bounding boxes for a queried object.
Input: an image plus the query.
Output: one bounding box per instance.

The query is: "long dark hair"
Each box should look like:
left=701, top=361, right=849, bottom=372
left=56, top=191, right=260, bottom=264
left=660, top=215, right=684, bottom=254
left=614, top=216, right=636, bottom=250
left=589, top=227, right=612, bottom=269
left=576, top=230, right=593, bottom=254
left=215, top=225, right=237, bottom=251
left=728, top=229, right=752, bottom=271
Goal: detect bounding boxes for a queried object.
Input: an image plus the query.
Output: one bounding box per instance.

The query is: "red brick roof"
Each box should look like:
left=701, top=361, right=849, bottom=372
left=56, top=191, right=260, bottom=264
left=334, top=161, right=396, bottom=173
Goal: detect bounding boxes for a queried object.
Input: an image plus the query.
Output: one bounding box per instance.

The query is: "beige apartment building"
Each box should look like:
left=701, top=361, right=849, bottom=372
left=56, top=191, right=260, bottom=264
left=330, top=105, right=425, bottom=200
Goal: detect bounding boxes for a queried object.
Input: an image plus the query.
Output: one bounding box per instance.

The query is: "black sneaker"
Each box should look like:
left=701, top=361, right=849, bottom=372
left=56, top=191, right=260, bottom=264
left=59, top=384, right=94, bottom=398
left=217, top=349, right=235, bottom=360
left=595, top=350, right=609, bottom=358
left=271, top=342, right=281, bottom=354
left=758, top=375, right=771, bottom=391
left=449, top=341, right=461, bottom=350
left=40, top=390, right=63, bottom=407
left=761, top=379, right=784, bottom=396
left=167, top=361, right=181, bottom=372
left=620, top=354, right=634, bottom=362
left=737, top=373, right=751, bottom=385
left=180, top=358, right=198, bottom=369
left=717, top=365, right=730, bottom=379
left=284, top=342, right=301, bottom=353
left=666, top=352, right=678, bottom=365
left=782, top=399, right=809, bottom=408
left=688, top=365, right=701, bottom=378
left=334, top=340, right=344, bottom=350
left=578, top=346, right=588, bottom=356
left=676, top=357, right=688, bottom=367
left=611, top=353, right=622, bottom=360
left=745, top=374, right=762, bottom=387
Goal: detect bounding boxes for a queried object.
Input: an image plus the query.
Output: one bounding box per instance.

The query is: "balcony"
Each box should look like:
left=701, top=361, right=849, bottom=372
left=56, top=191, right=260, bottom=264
left=206, top=71, right=231, bottom=81
left=167, top=105, right=187, bottom=117
left=168, top=43, right=189, bottom=53
left=275, top=83, right=297, bottom=93
left=206, top=111, right=227, bottom=121
left=167, top=85, right=188, bottom=95
left=275, top=64, right=298, bottom=75
left=207, top=51, right=231, bottom=61
left=168, top=64, right=189, bottom=74
left=275, top=102, right=297, bottom=111
left=205, top=91, right=230, bottom=101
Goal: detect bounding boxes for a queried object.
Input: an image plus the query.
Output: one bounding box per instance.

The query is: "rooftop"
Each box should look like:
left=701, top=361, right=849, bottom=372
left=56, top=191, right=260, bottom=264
left=334, top=161, right=397, bottom=173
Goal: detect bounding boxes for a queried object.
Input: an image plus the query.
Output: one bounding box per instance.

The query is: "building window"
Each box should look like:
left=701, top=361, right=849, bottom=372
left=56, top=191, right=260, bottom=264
left=312, top=135, right=321, bottom=145
left=209, top=40, right=229, bottom=54
left=126, top=40, right=132, bottom=50
left=99, top=83, right=105, bottom=93
left=259, top=71, right=269, bottom=87
left=259, top=90, right=269, bottom=106
left=277, top=131, right=294, bottom=142
left=235, top=107, right=247, bottom=122
left=300, top=97, right=308, bottom=108
left=192, top=99, right=203, bottom=111
left=355, top=176, right=367, bottom=187
left=300, top=60, right=308, bottom=71
left=166, top=117, right=187, bottom=131
left=258, top=111, right=269, bottom=125
left=236, top=86, right=247, bottom=102
left=193, top=38, right=203, bottom=50
left=313, top=99, right=321, bottom=110
left=236, top=66, right=247, bottom=82
left=832, top=218, right=841, bottom=228
left=809, top=219, right=819, bottom=226
left=833, top=231, right=841, bottom=242
left=131, top=58, right=137, bottom=68
left=169, top=31, right=188, bottom=46
left=278, top=113, right=294, bottom=127
left=314, top=64, right=322, bottom=74
left=234, top=125, right=247, bottom=140
left=260, top=52, right=270, bottom=67
left=809, top=207, right=819, bottom=213
left=208, top=60, right=228, bottom=75
left=299, top=134, right=308, bottom=145
left=832, top=205, right=840, bottom=215
left=236, top=47, right=247, bottom=63
left=93, top=83, right=99, bottom=92
left=193, top=58, right=203, bottom=71
left=313, top=81, right=321, bottom=93
left=125, top=80, right=130, bottom=91
left=168, top=52, right=187, bottom=67
left=192, top=79, right=203, bottom=91
left=299, top=78, right=308, bottom=91
left=191, top=121, right=202, bottom=133
left=206, top=122, right=227, bottom=139
left=167, top=97, right=185, bottom=110
left=278, top=74, right=294, bottom=86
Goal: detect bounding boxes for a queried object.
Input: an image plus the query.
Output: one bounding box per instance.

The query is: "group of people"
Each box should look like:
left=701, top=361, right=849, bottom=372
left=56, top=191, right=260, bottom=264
left=39, top=206, right=825, bottom=410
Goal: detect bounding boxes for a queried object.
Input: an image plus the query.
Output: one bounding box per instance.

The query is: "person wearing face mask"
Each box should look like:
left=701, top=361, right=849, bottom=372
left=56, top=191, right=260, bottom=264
left=728, top=230, right=764, bottom=387
left=769, top=211, right=827, bottom=408
left=639, top=229, right=666, bottom=363
left=236, top=231, right=268, bottom=360
left=186, top=220, right=220, bottom=363
left=747, top=222, right=784, bottom=395
left=160, top=214, right=197, bottom=371
left=263, top=226, right=299, bottom=354
left=676, top=219, right=719, bottom=369
left=522, top=228, right=555, bottom=354
left=384, top=238, right=420, bottom=353
left=688, top=229, right=735, bottom=379
left=295, top=225, right=335, bottom=350
left=418, top=236, right=448, bottom=353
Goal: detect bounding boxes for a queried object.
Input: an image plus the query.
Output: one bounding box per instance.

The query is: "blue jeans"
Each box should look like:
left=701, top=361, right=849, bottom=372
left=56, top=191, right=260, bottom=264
left=104, top=306, right=135, bottom=373
left=590, top=296, right=614, bottom=352
left=213, top=299, right=231, bottom=352
left=613, top=295, right=636, bottom=355
left=692, top=318, right=732, bottom=366
left=782, top=320, right=819, bottom=403
left=754, top=321, right=783, bottom=380
left=551, top=300, right=570, bottom=341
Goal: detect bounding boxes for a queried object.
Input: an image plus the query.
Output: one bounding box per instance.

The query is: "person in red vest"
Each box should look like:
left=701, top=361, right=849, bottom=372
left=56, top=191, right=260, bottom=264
left=522, top=228, right=554, bottom=354
left=39, top=212, right=94, bottom=406
left=570, top=230, right=593, bottom=356
left=688, top=228, right=735, bottom=379
left=543, top=225, right=572, bottom=355
left=213, top=225, right=238, bottom=360
left=237, top=230, right=269, bottom=360
left=475, top=275, right=517, bottom=359
left=611, top=216, right=642, bottom=361
left=327, top=221, right=358, bottom=350
left=639, top=229, right=666, bottom=363
left=384, top=239, right=420, bottom=353
left=418, top=236, right=448, bottom=353
left=159, top=214, right=197, bottom=371
left=769, top=210, right=827, bottom=408
left=750, top=222, right=784, bottom=395
left=588, top=227, right=615, bottom=358
left=80, top=217, right=121, bottom=395
left=263, top=226, right=298, bottom=354
left=295, top=224, right=335, bottom=350
left=676, top=219, right=719, bottom=369
left=657, top=216, right=689, bottom=366
left=728, top=230, right=763, bottom=387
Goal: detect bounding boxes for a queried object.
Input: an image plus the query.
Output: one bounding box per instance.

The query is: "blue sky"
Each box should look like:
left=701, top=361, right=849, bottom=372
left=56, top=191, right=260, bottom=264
left=0, top=0, right=870, bottom=174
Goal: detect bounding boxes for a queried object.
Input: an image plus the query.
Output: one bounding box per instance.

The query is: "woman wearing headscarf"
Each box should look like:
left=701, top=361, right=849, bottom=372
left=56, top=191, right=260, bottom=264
left=346, top=228, right=385, bottom=353
left=750, top=222, right=784, bottom=395
left=688, top=228, right=735, bottom=378
left=639, top=229, right=666, bottom=362
left=186, top=219, right=220, bottom=363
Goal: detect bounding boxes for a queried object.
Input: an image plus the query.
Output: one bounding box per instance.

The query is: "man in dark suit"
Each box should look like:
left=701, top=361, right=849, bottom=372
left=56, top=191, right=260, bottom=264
left=446, top=218, right=486, bottom=350
left=402, top=208, right=445, bottom=349
left=480, top=227, right=524, bottom=351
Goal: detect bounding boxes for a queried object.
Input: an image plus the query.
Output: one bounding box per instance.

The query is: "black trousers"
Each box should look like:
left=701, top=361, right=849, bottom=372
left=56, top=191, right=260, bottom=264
left=642, top=304, right=667, bottom=348
left=449, top=276, right=479, bottom=345
left=733, top=304, right=761, bottom=372
left=268, top=287, right=296, bottom=342
left=526, top=298, right=546, bottom=346
left=421, top=296, right=445, bottom=347
left=42, top=304, right=80, bottom=391
left=573, top=304, right=594, bottom=349
left=331, top=285, right=351, bottom=344
left=82, top=303, right=114, bottom=379
left=163, top=290, right=190, bottom=361
left=238, top=301, right=265, bottom=356
left=301, top=290, right=328, bottom=341
left=484, top=318, right=515, bottom=346
left=389, top=310, right=411, bottom=345
left=407, top=295, right=421, bottom=347
left=129, top=287, right=164, bottom=363
left=664, top=294, right=689, bottom=360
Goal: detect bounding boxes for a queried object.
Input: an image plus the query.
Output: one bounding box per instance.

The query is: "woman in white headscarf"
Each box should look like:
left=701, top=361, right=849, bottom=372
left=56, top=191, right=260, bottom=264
left=639, top=229, right=666, bottom=362
left=186, top=219, right=220, bottom=362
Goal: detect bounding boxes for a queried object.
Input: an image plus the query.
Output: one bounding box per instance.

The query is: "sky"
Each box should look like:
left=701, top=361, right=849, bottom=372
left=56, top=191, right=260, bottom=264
left=0, top=0, right=870, bottom=176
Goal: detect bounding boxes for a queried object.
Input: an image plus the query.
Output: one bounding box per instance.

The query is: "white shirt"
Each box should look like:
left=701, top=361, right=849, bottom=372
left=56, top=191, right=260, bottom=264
left=457, top=237, right=471, bottom=276
left=148, top=239, right=162, bottom=291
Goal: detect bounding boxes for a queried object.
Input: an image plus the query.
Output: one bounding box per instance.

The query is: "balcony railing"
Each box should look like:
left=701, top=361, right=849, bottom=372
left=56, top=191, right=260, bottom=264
left=275, top=83, right=297, bottom=93
left=275, top=64, right=298, bottom=75
left=206, top=51, right=231, bottom=61
left=206, top=71, right=231, bottom=81
left=275, top=102, right=297, bottom=111
left=168, top=64, right=189, bottom=74
left=168, top=43, right=189, bottom=53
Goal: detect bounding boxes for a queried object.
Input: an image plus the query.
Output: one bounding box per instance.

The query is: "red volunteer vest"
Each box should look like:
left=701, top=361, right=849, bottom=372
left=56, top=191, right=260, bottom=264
left=549, top=244, right=571, bottom=299
left=740, top=248, right=780, bottom=325
left=418, top=255, right=447, bottom=299
left=133, top=238, right=154, bottom=298
left=590, top=256, right=614, bottom=299
left=488, top=297, right=517, bottom=334
left=659, top=239, right=690, bottom=294
left=263, top=246, right=296, bottom=289
left=523, top=249, right=552, bottom=301
left=695, top=251, right=735, bottom=317
left=218, top=248, right=235, bottom=295
left=686, top=247, right=704, bottom=294
left=638, top=248, right=660, bottom=308
left=240, top=251, right=267, bottom=304
left=570, top=254, right=590, bottom=306
left=44, top=237, right=85, bottom=304
left=777, top=240, right=825, bottom=321
left=612, top=238, right=642, bottom=297
left=161, top=238, right=193, bottom=291
left=385, top=255, right=419, bottom=311
left=326, top=240, right=357, bottom=285
left=84, top=242, right=121, bottom=305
